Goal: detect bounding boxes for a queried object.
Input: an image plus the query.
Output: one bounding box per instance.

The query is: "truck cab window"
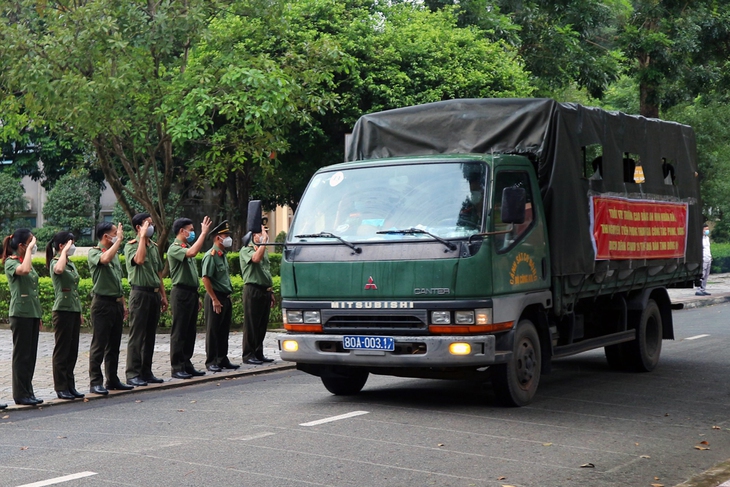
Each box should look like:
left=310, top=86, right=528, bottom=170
left=492, top=171, right=534, bottom=252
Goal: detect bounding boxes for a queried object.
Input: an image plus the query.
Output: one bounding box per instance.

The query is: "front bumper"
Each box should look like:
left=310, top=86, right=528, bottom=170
left=277, top=333, right=509, bottom=368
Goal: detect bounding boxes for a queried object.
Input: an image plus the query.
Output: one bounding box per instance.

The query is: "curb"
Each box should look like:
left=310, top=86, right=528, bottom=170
left=672, top=294, right=730, bottom=310
left=1, top=362, right=296, bottom=412
left=674, top=458, right=730, bottom=487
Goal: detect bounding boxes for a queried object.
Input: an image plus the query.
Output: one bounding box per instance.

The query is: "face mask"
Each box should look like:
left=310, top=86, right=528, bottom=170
left=222, top=236, right=233, bottom=248
left=146, top=225, right=155, bottom=238
left=31, top=244, right=37, bottom=254
left=470, top=190, right=483, bottom=204
left=66, top=244, right=76, bottom=256
left=186, top=230, right=196, bottom=243
left=110, top=235, right=118, bottom=244
left=704, top=230, right=710, bottom=236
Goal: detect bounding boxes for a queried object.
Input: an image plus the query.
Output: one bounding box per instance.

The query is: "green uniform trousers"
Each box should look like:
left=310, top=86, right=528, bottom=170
left=89, top=296, right=124, bottom=387
left=52, top=310, right=81, bottom=392
left=10, top=316, right=40, bottom=401
left=170, top=286, right=199, bottom=373
left=242, top=284, right=270, bottom=362
left=126, top=288, right=160, bottom=381
left=204, top=291, right=231, bottom=367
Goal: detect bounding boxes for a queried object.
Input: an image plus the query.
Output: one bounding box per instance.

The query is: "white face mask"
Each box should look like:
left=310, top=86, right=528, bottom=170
left=31, top=244, right=37, bottom=255
left=222, top=236, right=233, bottom=248
left=145, top=225, right=155, bottom=237
left=111, top=235, right=118, bottom=244
left=66, top=244, right=76, bottom=256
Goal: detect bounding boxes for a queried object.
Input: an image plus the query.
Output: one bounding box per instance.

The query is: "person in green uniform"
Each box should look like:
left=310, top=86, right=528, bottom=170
left=168, top=215, right=211, bottom=379
left=125, top=213, right=168, bottom=386
left=88, top=222, right=133, bottom=395
left=201, top=220, right=239, bottom=372
left=45, top=231, right=84, bottom=400
left=240, top=225, right=276, bottom=365
left=2, top=228, right=43, bottom=406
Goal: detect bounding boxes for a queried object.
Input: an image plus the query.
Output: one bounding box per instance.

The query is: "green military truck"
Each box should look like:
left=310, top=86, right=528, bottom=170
left=277, top=99, right=702, bottom=406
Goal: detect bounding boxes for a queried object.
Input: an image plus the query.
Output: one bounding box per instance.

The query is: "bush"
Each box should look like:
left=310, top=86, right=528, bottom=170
left=711, top=242, right=730, bottom=273
left=0, top=274, right=282, bottom=328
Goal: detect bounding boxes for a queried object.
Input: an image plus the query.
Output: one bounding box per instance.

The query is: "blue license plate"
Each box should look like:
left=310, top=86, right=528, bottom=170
left=343, top=335, right=395, bottom=351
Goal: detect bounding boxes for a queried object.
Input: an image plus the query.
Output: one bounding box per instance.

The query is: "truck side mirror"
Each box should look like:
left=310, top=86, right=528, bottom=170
left=501, top=187, right=526, bottom=224
left=247, top=200, right=263, bottom=233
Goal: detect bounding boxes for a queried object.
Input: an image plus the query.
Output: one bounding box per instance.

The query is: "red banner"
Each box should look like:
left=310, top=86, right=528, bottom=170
left=591, top=196, right=688, bottom=260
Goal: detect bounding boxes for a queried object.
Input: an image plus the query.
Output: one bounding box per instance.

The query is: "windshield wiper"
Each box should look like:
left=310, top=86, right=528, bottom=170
left=376, top=228, right=457, bottom=251
left=294, top=232, right=362, bottom=254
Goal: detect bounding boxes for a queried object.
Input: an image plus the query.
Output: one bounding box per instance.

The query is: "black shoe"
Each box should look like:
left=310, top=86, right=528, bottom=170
left=186, top=368, right=205, bottom=377
left=704, top=291, right=712, bottom=296
left=56, top=390, right=75, bottom=400
left=142, top=375, right=164, bottom=384
left=206, top=364, right=222, bottom=372
left=127, top=377, right=148, bottom=387
left=171, top=371, right=193, bottom=380
left=221, top=361, right=240, bottom=370
left=245, top=358, right=264, bottom=365
left=31, top=396, right=44, bottom=405
left=69, top=388, right=85, bottom=399
left=0, top=403, right=6, bottom=409
left=90, top=385, right=109, bottom=395
left=696, top=291, right=705, bottom=296
left=106, top=381, right=133, bottom=391
left=15, top=397, right=41, bottom=406
left=258, top=357, right=275, bottom=363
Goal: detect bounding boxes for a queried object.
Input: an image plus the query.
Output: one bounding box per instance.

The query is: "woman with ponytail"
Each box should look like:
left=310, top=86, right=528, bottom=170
left=2, top=228, right=43, bottom=406
left=46, top=232, right=84, bottom=400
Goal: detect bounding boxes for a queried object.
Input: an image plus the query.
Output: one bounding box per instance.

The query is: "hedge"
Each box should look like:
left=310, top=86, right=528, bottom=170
left=0, top=274, right=282, bottom=329
left=26, top=252, right=281, bottom=280
left=711, top=242, right=730, bottom=274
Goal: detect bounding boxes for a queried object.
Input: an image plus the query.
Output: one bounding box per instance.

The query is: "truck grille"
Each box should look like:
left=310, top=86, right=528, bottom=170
left=321, top=309, right=428, bottom=335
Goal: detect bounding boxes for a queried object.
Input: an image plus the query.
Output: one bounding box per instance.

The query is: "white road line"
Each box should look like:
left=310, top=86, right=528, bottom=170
left=300, top=410, right=369, bottom=426
left=231, top=432, right=276, bottom=441
left=685, top=334, right=710, bottom=340
left=16, top=471, right=97, bottom=487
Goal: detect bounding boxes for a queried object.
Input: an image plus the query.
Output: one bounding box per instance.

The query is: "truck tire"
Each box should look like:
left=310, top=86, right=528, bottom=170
left=492, top=319, right=541, bottom=407
left=627, top=299, right=663, bottom=372
left=321, top=370, right=369, bottom=396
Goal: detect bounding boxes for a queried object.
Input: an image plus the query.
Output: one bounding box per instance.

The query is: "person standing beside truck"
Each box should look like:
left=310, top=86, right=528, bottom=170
left=46, top=231, right=84, bottom=400
left=125, top=213, right=168, bottom=387
left=168, top=216, right=211, bottom=379
left=240, top=226, right=276, bottom=365
left=697, top=224, right=712, bottom=296
left=201, top=220, right=239, bottom=372
left=2, top=228, right=43, bottom=406
left=88, top=222, right=133, bottom=395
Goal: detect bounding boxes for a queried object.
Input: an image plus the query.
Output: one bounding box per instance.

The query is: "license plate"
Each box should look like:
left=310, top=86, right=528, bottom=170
left=343, top=335, right=395, bottom=351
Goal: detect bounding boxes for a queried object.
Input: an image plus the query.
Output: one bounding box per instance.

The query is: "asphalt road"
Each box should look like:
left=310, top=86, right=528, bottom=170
left=2, top=304, right=730, bottom=487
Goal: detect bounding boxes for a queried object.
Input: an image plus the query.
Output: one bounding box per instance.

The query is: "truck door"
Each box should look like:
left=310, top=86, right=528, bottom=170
left=490, top=169, right=549, bottom=296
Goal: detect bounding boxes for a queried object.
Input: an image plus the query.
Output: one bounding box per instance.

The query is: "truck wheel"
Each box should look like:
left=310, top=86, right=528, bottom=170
left=627, top=299, right=663, bottom=372
left=321, top=370, right=369, bottom=396
left=492, top=319, right=541, bottom=407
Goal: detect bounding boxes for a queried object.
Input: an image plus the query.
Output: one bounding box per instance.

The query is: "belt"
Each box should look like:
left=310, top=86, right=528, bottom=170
left=246, top=283, right=273, bottom=292
left=131, top=285, right=159, bottom=293
left=95, top=294, right=124, bottom=303
left=174, top=284, right=199, bottom=292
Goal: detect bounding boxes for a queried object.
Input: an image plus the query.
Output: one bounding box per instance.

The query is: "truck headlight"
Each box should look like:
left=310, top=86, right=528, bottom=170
left=455, top=311, right=475, bottom=324
left=285, top=310, right=303, bottom=324
left=303, top=311, right=321, bottom=324
left=431, top=311, right=451, bottom=324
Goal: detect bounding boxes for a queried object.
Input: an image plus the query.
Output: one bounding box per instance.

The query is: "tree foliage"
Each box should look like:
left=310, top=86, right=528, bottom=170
left=42, top=169, right=101, bottom=239
left=0, top=171, right=26, bottom=233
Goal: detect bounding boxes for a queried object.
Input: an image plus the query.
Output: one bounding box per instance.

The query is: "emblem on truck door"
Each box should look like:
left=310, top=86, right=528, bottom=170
left=365, top=276, right=378, bottom=290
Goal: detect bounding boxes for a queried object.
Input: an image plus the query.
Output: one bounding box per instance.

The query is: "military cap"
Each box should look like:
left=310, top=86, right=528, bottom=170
left=210, top=220, right=231, bottom=238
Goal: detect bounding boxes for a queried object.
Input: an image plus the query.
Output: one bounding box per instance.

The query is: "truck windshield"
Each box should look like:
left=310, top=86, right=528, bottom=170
left=289, top=162, right=488, bottom=243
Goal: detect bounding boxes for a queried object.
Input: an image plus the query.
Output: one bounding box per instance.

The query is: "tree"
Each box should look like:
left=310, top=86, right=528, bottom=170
left=0, top=0, right=220, bottom=245
left=43, top=169, right=101, bottom=240
left=0, top=172, right=26, bottom=233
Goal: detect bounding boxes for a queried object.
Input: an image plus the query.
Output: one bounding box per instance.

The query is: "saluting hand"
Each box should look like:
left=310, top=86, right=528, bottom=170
left=62, top=239, right=73, bottom=254
left=200, top=216, right=212, bottom=236
left=138, top=220, right=150, bottom=240
left=116, top=223, right=124, bottom=241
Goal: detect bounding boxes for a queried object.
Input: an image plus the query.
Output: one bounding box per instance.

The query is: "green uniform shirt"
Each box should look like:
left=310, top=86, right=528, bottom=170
left=168, top=240, right=199, bottom=288
left=201, top=247, right=233, bottom=294
left=50, top=257, right=81, bottom=312
left=4, top=254, right=42, bottom=318
left=88, top=245, right=124, bottom=297
left=239, top=244, right=273, bottom=287
left=125, top=239, right=164, bottom=288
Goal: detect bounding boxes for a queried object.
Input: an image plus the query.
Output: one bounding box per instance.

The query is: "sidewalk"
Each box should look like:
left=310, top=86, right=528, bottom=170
left=2, top=274, right=729, bottom=411
left=0, top=329, right=292, bottom=411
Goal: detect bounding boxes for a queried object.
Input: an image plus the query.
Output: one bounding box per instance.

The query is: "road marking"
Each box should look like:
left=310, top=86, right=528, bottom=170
left=300, top=410, right=369, bottom=426
left=16, top=471, right=97, bottom=487
left=685, top=334, right=710, bottom=340
left=231, top=432, right=276, bottom=441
